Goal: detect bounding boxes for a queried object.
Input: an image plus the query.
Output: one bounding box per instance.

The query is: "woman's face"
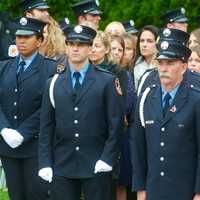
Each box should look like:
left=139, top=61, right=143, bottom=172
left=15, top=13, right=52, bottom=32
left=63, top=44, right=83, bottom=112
left=110, top=40, right=124, bottom=65
left=89, top=37, right=108, bottom=64
left=188, top=51, right=200, bottom=73
left=188, top=34, right=199, bottom=49
left=122, top=38, right=135, bottom=66
left=139, top=30, right=157, bottom=59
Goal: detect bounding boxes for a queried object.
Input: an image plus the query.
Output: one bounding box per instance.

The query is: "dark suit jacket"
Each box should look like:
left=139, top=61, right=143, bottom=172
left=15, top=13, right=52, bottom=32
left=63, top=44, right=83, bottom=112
left=130, top=76, right=200, bottom=200
left=39, top=64, right=124, bottom=178
left=0, top=53, right=56, bottom=158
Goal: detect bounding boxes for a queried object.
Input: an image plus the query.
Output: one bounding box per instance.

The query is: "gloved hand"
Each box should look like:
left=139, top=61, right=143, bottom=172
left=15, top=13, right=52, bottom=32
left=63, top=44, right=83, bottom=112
left=94, top=160, right=112, bottom=174
left=1, top=128, right=24, bottom=148
left=38, top=167, right=53, bottom=183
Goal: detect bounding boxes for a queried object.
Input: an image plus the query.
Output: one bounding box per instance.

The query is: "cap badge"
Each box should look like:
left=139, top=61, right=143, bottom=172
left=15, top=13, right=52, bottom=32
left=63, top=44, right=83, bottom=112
left=160, top=41, right=169, bottom=50
left=74, top=25, right=83, bottom=34
left=130, top=20, right=135, bottom=26
left=181, top=7, right=185, bottom=14
left=20, top=17, right=28, bottom=26
left=65, top=18, right=70, bottom=25
left=163, top=28, right=171, bottom=37
left=95, top=0, right=100, bottom=6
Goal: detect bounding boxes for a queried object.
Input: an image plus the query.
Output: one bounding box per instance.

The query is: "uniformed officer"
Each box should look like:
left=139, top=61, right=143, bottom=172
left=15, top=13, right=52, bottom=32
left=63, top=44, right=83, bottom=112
left=136, top=28, right=193, bottom=97
left=162, top=7, right=188, bottom=32
left=71, top=0, right=102, bottom=30
left=38, top=24, right=124, bottom=200
left=0, top=17, right=56, bottom=200
left=130, top=32, right=200, bottom=200
left=19, top=0, right=50, bottom=23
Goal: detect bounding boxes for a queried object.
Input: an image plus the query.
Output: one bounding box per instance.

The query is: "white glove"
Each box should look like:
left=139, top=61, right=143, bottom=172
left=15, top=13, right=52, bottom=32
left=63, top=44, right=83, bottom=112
left=1, top=128, right=24, bottom=148
left=94, top=160, right=112, bottom=174
left=38, top=167, right=53, bottom=183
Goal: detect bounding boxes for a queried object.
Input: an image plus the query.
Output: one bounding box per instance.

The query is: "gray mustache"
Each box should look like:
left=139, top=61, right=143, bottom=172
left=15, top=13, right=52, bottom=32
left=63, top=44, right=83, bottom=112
left=158, top=72, right=171, bottom=78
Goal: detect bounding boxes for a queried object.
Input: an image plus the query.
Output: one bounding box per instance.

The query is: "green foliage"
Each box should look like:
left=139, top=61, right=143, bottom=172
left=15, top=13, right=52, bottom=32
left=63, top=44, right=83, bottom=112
left=0, top=0, right=200, bottom=31
left=0, top=189, right=9, bottom=200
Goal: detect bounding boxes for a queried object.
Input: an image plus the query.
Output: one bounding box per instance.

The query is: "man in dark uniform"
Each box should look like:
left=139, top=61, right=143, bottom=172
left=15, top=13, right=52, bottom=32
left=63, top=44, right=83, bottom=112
left=0, top=17, right=56, bottom=200
left=71, top=0, right=102, bottom=30
left=136, top=28, right=200, bottom=97
left=130, top=31, right=200, bottom=200
left=162, top=7, right=188, bottom=32
left=38, top=24, right=124, bottom=200
left=19, top=0, right=50, bottom=23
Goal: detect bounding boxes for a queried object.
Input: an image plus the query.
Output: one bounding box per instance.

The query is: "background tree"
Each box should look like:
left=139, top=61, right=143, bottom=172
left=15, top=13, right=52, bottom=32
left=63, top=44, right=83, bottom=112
left=0, top=0, right=200, bottom=31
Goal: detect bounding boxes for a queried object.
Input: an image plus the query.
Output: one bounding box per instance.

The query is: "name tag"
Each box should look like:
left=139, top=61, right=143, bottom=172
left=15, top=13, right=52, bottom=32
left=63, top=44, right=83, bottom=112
left=145, top=120, right=154, bottom=125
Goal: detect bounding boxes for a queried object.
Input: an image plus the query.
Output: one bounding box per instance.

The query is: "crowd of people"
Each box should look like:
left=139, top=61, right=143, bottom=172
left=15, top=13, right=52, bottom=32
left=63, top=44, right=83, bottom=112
left=0, top=0, right=200, bottom=200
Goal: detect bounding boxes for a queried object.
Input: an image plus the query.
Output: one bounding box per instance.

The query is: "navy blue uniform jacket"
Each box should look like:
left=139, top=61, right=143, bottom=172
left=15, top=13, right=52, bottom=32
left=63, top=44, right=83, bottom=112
left=39, top=65, right=124, bottom=178
left=130, top=76, right=200, bottom=200
left=0, top=53, right=56, bottom=158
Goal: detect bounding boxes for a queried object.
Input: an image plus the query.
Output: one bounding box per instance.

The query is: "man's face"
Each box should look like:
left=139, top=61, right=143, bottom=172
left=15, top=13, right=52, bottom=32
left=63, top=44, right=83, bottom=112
left=16, top=35, right=42, bottom=58
left=67, top=41, right=91, bottom=66
left=158, top=59, right=187, bottom=90
left=79, top=14, right=101, bottom=30
left=167, top=22, right=188, bottom=32
left=26, top=8, right=50, bottom=23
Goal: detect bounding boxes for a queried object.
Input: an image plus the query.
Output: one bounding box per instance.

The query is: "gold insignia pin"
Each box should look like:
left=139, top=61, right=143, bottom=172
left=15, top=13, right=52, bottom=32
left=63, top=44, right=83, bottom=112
left=170, top=105, right=176, bottom=112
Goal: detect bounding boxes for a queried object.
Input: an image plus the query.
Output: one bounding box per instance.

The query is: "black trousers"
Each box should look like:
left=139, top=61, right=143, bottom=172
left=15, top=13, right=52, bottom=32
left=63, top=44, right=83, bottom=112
left=50, top=172, right=112, bottom=200
left=1, top=156, right=49, bottom=200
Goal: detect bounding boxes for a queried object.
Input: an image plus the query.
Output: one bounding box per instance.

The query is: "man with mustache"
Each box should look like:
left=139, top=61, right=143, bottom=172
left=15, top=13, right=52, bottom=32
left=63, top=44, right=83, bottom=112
left=0, top=17, right=56, bottom=200
left=130, top=31, right=200, bottom=200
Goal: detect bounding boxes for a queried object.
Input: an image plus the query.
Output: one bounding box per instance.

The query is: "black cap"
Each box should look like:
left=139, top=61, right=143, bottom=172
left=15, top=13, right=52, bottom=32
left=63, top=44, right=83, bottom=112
left=15, top=17, right=46, bottom=36
left=66, top=25, right=96, bottom=44
left=162, top=7, right=188, bottom=24
left=71, top=0, right=102, bottom=17
left=59, top=17, right=70, bottom=31
left=59, top=18, right=73, bottom=38
left=122, top=20, right=138, bottom=34
left=157, top=28, right=190, bottom=46
left=156, top=40, right=191, bottom=62
left=19, top=0, right=49, bottom=12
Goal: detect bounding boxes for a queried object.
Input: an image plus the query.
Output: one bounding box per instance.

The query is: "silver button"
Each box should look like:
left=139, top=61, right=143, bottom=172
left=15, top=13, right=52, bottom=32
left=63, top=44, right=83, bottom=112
left=75, top=146, right=79, bottom=151
left=160, top=142, right=165, bottom=147
left=161, top=127, right=165, bottom=132
left=160, top=171, right=165, bottom=176
left=74, top=120, right=78, bottom=124
left=14, top=102, right=17, bottom=106
left=75, top=133, right=79, bottom=137
left=160, top=157, right=164, bottom=162
left=74, top=107, right=78, bottom=111
left=14, top=88, right=18, bottom=93
left=14, top=115, right=17, bottom=119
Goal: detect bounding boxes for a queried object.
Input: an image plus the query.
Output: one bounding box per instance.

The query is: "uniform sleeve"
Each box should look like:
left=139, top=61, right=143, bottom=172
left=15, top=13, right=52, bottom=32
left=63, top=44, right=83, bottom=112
left=38, top=79, right=55, bottom=169
left=129, top=95, right=147, bottom=191
left=0, top=106, right=11, bottom=130
left=194, top=98, right=200, bottom=193
left=100, top=77, right=124, bottom=166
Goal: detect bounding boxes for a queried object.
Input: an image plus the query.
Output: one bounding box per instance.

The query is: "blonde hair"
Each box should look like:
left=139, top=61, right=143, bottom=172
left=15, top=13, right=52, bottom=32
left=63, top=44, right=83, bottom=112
left=104, top=21, right=126, bottom=37
left=40, top=16, right=66, bottom=58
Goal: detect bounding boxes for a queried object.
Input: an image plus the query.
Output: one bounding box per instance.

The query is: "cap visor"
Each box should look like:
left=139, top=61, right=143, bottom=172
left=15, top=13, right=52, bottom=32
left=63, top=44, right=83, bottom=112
left=88, top=10, right=102, bottom=15
left=126, top=28, right=138, bottom=34
left=66, top=37, right=91, bottom=44
left=15, top=30, right=36, bottom=36
left=174, top=17, right=188, bottom=23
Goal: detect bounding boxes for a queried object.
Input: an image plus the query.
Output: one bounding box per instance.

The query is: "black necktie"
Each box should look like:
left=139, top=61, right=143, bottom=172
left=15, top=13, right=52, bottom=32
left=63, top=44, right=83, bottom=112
left=17, top=60, right=26, bottom=79
left=163, top=93, right=171, bottom=117
left=73, top=71, right=81, bottom=93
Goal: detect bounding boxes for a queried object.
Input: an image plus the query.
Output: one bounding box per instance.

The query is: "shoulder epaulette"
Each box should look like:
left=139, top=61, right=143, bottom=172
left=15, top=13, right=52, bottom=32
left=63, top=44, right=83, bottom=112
left=94, top=66, right=113, bottom=75
left=189, top=84, right=200, bottom=93
left=44, top=57, right=56, bottom=62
